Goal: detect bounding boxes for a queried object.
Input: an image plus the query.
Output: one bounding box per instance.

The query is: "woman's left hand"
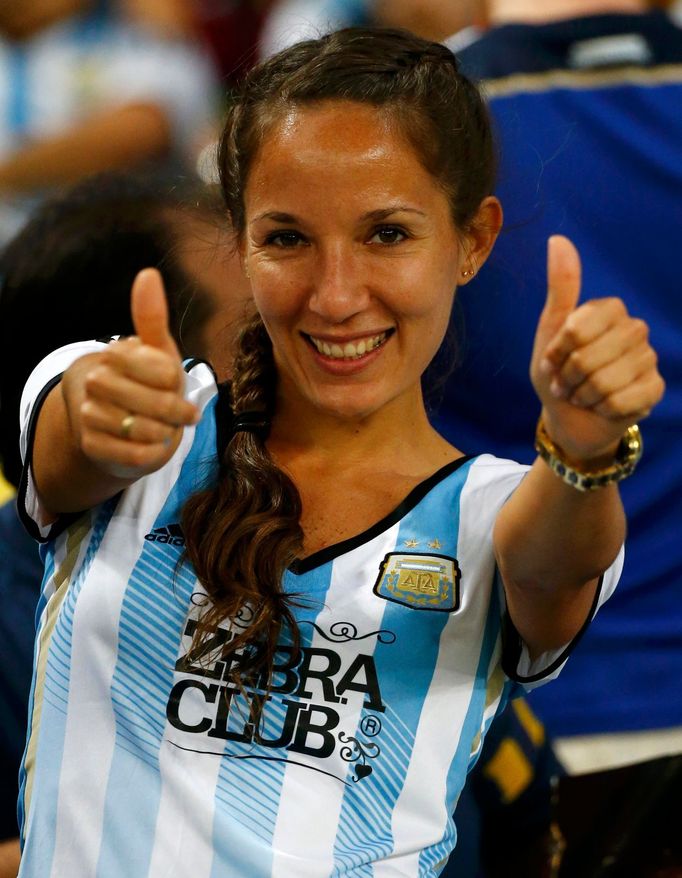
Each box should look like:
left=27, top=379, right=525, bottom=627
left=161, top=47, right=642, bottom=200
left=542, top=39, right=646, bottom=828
left=529, top=235, right=665, bottom=464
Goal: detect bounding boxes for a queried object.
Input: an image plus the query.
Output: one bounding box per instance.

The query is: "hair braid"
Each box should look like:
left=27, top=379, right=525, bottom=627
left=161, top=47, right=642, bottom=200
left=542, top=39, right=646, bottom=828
left=181, top=315, right=303, bottom=683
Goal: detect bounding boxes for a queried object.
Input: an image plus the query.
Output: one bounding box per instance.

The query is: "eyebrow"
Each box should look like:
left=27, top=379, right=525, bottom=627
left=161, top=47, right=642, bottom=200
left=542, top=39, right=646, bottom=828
left=251, top=206, right=428, bottom=224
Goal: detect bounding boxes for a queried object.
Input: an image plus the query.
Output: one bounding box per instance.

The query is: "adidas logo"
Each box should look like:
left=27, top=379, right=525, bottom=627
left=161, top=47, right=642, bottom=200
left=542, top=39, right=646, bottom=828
left=144, top=524, right=185, bottom=547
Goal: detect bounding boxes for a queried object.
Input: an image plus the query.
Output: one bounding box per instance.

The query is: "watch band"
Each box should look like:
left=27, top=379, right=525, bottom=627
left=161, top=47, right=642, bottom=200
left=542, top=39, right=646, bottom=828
left=534, top=419, right=643, bottom=492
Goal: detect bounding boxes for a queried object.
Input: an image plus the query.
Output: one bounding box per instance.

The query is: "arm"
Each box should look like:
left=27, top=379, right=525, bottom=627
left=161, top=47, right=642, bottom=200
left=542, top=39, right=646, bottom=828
left=31, top=270, right=198, bottom=518
left=0, top=103, right=170, bottom=194
left=494, top=237, right=664, bottom=658
left=0, top=839, right=20, bottom=878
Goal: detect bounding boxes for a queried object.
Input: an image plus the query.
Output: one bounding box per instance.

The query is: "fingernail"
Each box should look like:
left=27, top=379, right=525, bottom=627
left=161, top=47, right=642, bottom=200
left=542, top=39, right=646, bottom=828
left=539, top=358, right=553, bottom=376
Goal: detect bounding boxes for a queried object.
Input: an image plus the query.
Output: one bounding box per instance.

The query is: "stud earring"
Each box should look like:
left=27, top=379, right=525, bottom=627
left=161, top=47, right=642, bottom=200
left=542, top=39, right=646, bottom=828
left=461, top=268, right=474, bottom=278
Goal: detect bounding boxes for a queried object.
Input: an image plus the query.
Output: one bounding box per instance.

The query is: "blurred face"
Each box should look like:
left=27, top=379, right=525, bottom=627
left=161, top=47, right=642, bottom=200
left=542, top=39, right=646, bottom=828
left=242, top=101, right=473, bottom=423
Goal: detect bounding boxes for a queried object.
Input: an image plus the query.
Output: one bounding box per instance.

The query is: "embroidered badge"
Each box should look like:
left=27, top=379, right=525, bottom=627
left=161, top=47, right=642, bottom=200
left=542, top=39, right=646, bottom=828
left=373, top=553, right=460, bottom=612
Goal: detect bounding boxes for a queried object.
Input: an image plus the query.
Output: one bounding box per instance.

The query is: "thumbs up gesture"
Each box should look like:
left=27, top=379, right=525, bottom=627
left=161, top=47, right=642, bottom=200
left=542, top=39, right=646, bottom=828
left=530, top=236, right=664, bottom=465
left=74, top=268, right=199, bottom=480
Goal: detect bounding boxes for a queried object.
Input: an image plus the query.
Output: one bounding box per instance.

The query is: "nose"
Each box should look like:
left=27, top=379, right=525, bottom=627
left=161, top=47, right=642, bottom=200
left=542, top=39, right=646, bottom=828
left=307, top=242, right=369, bottom=323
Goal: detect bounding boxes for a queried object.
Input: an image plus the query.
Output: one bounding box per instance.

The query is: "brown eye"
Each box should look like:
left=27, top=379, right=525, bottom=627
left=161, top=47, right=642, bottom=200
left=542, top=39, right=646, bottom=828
left=265, top=231, right=306, bottom=248
left=370, top=226, right=407, bottom=245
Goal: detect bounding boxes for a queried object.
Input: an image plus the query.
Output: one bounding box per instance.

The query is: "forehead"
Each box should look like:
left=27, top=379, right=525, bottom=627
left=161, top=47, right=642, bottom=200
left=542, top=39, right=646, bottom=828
left=244, top=101, right=448, bottom=217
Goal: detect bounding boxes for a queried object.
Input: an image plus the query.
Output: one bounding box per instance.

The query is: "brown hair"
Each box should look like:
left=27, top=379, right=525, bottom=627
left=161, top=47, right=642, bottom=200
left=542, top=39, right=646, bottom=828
left=182, top=27, right=496, bottom=682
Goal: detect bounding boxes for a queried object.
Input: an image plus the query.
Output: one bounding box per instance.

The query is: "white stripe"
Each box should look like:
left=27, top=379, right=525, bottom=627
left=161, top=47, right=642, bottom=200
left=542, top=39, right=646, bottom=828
left=147, top=581, right=222, bottom=878
left=271, top=523, right=401, bottom=878
left=48, top=429, right=197, bottom=876
left=375, top=457, right=525, bottom=876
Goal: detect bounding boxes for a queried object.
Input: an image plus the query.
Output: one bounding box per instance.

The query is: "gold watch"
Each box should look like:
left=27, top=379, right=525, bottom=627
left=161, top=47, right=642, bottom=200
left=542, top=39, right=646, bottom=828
left=534, top=419, right=643, bottom=491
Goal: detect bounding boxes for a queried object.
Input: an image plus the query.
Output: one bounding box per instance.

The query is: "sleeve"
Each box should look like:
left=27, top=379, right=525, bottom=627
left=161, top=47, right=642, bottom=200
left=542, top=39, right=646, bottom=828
left=464, top=454, right=624, bottom=691
left=17, top=341, right=217, bottom=543
left=501, top=546, right=624, bottom=690
left=18, top=339, right=112, bottom=542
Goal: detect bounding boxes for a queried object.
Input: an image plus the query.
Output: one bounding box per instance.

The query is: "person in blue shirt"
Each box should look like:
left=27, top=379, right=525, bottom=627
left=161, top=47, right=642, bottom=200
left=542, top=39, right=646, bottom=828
left=434, top=0, right=682, bottom=769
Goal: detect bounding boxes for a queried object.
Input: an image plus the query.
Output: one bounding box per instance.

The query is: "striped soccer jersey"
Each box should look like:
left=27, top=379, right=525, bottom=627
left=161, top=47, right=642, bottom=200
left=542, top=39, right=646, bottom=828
left=17, top=344, right=622, bottom=878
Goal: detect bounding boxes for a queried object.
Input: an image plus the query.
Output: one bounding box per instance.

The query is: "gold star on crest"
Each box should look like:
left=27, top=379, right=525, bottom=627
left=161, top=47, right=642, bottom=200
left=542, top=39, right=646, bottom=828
left=404, top=538, right=420, bottom=548
left=428, top=539, right=442, bottom=550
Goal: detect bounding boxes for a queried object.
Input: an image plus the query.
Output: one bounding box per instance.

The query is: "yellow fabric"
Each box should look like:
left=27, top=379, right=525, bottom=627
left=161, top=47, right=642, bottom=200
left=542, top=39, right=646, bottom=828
left=0, top=474, right=15, bottom=504
left=482, top=738, right=534, bottom=804
left=513, top=698, right=546, bottom=747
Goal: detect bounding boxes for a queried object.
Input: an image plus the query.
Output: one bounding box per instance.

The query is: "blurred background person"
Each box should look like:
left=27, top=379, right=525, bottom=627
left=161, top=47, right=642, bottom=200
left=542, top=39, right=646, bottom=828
left=0, top=169, right=250, bottom=877
left=258, top=0, right=484, bottom=57
left=434, top=0, right=682, bottom=781
left=0, top=0, right=219, bottom=245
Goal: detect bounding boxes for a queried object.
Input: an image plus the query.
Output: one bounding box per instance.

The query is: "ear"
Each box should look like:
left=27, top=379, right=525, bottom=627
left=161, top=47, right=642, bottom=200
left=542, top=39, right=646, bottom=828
left=458, top=196, right=503, bottom=285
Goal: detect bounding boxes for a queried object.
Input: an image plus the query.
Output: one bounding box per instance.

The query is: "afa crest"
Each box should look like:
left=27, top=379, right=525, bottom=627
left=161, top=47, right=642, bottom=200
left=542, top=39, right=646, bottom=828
left=373, top=553, right=460, bottom=612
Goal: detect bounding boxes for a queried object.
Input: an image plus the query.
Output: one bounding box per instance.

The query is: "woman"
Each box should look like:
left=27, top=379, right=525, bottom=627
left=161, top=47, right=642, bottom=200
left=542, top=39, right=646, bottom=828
left=17, top=28, right=663, bottom=877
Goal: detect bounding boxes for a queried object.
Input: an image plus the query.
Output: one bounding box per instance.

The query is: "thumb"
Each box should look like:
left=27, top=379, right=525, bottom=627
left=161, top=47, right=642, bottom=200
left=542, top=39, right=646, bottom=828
left=545, top=235, right=582, bottom=320
left=131, top=268, right=181, bottom=359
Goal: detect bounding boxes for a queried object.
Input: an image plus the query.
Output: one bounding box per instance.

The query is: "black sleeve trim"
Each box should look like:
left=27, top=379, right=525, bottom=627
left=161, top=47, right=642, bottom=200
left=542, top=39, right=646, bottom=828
left=17, top=373, right=81, bottom=544
left=183, top=357, right=215, bottom=378
left=501, top=572, right=604, bottom=684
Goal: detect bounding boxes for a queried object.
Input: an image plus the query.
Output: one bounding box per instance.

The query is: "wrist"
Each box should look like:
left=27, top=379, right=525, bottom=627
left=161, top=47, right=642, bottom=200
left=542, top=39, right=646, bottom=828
left=535, top=417, right=643, bottom=492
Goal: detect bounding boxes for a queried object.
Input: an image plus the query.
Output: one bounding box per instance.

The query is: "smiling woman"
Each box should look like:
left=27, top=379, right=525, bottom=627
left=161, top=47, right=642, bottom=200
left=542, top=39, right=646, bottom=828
left=15, top=26, right=664, bottom=878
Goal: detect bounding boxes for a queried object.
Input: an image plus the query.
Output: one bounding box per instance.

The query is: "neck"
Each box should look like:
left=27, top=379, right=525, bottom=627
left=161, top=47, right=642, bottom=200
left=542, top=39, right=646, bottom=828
left=487, top=0, right=648, bottom=25
left=268, top=384, right=451, bottom=474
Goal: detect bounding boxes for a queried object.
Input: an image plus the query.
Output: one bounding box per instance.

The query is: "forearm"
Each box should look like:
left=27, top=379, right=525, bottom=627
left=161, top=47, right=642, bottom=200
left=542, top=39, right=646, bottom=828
left=494, top=456, right=625, bottom=655
left=0, top=838, right=21, bottom=878
left=0, top=103, right=171, bottom=193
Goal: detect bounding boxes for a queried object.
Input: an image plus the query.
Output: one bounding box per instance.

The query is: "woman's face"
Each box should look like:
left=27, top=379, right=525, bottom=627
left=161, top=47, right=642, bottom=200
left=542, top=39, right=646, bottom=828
left=242, top=100, right=486, bottom=423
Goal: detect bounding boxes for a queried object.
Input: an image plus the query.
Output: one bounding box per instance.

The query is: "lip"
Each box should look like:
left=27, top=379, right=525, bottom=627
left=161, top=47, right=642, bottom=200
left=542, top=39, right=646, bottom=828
left=302, top=329, right=393, bottom=345
left=302, top=329, right=393, bottom=374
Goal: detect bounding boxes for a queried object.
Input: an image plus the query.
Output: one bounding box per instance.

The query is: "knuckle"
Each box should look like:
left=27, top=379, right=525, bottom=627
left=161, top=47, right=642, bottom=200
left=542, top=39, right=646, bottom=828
left=566, top=349, right=587, bottom=376
left=158, top=393, right=179, bottom=422
left=630, top=318, right=649, bottom=342
left=589, top=372, right=611, bottom=397
left=606, top=296, right=627, bottom=315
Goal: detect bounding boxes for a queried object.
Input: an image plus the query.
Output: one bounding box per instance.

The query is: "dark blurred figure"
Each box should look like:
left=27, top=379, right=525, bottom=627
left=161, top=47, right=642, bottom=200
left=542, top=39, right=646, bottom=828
left=444, top=698, right=565, bottom=878
left=0, top=170, right=250, bottom=876
left=429, top=6, right=682, bottom=872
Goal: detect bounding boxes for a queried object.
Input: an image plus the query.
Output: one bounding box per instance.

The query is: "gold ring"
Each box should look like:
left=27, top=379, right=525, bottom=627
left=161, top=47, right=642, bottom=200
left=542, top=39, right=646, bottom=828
left=120, top=414, right=135, bottom=440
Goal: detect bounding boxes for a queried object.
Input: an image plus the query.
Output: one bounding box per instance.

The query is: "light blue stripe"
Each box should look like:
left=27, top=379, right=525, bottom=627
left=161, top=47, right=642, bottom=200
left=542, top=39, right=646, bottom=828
left=96, top=403, right=219, bottom=877
left=19, top=503, right=115, bottom=876
left=209, top=564, right=336, bottom=877
left=418, top=556, right=505, bottom=874
left=7, top=46, right=28, bottom=136
left=331, top=460, right=474, bottom=874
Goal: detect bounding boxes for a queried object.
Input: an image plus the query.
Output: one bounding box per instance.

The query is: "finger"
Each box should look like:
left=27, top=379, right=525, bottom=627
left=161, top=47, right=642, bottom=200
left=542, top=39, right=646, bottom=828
left=80, top=399, right=181, bottom=445
left=80, top=430, right=181, bottom=476
left=103, top=338, right=184, bottom=391
left=84, top=367, right=198, bottom=427
left=551, top=319, right=651, bottom=395
left=563, top=344, right=659, bottom=408
left=546, top=235, right=582, bottom=319
left=532, top=236, right=582, bottom=375
left=131, top=268, right=181, bottom=359
left=592, top=371, right=666, bottom=421
left=542, top=297, right=627, bottom=373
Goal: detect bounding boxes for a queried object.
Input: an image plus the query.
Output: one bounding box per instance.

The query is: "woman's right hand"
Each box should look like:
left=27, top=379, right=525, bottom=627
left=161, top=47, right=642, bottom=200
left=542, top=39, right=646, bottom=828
left=62, top=268, right=200, bottom=482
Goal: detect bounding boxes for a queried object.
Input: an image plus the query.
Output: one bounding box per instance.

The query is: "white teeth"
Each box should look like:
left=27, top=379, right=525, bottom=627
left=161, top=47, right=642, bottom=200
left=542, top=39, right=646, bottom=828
left=310, top=332, right=387, bottom=360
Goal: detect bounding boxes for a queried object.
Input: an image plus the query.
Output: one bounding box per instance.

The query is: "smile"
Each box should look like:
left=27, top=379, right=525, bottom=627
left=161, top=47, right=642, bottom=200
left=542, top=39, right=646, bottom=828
left=306, top=332, right=390, bottom=360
